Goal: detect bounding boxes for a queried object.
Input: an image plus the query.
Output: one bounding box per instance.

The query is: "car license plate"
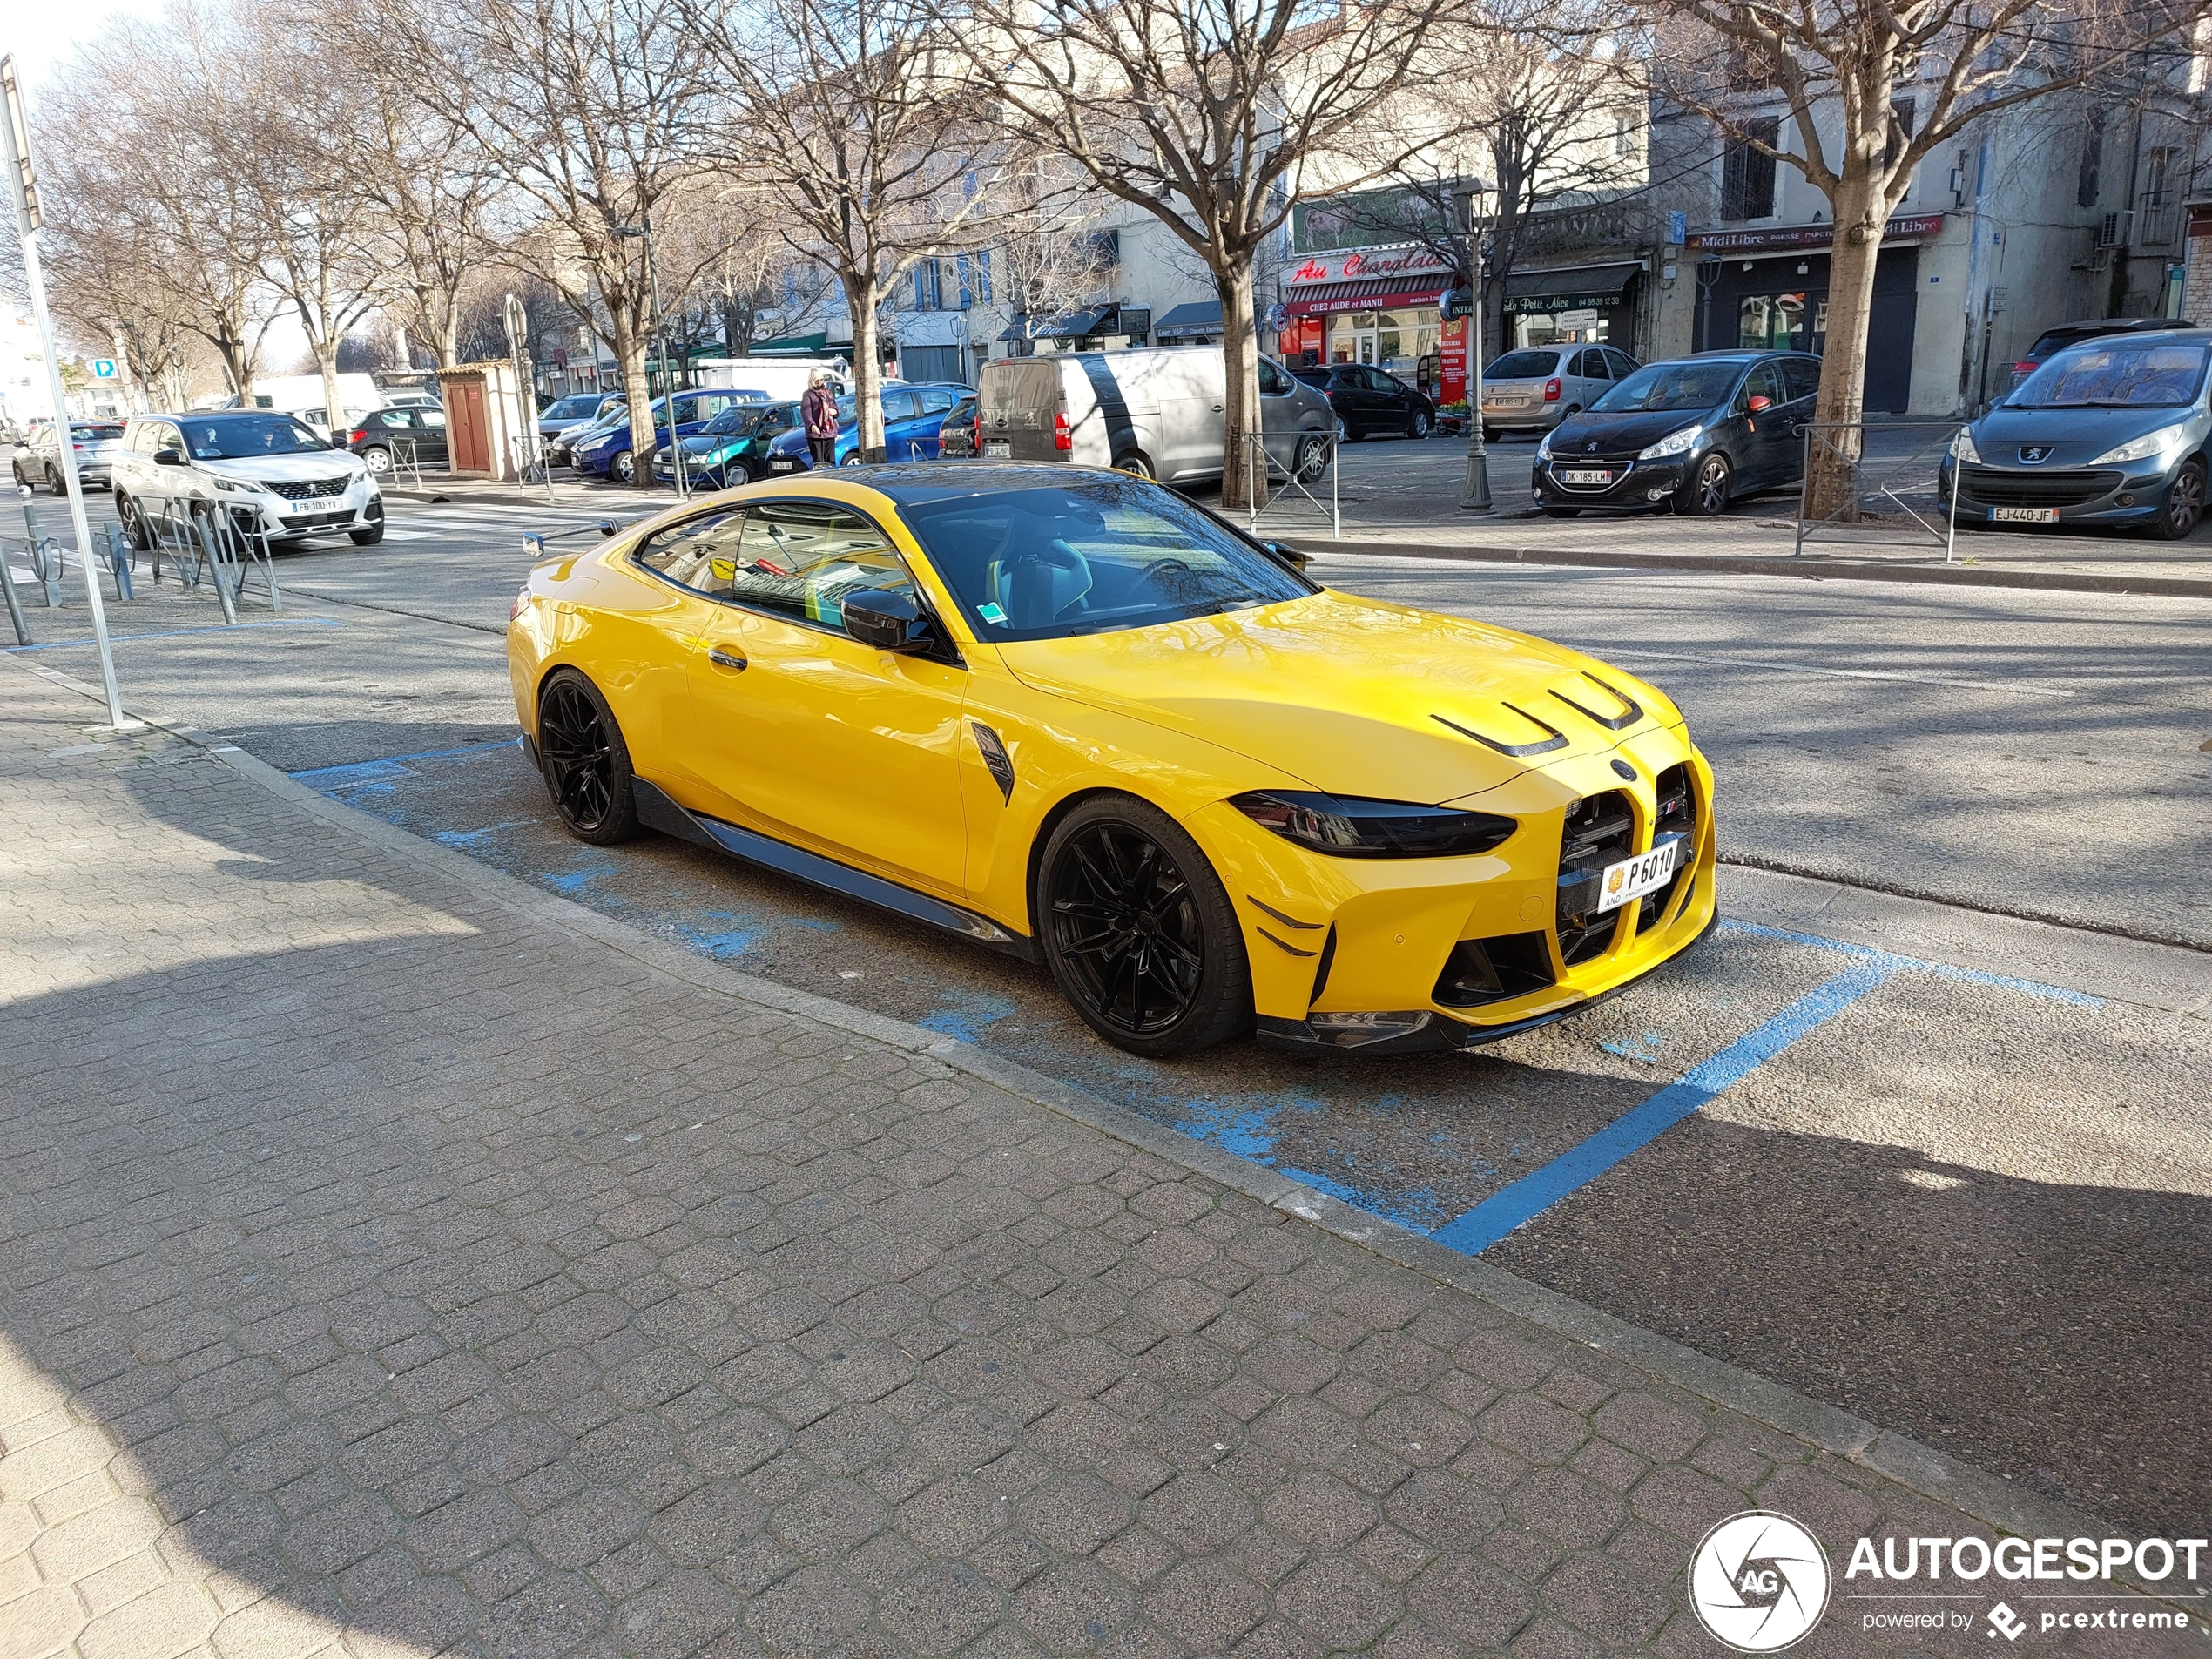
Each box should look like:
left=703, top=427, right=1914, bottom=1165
left=1491, top=398, right=1529, bottom=409
left=1991, top=506, right=2058, bottom=523
left=1596, top=837, right=1682, bottom=914
left=770, top=459, right=796, bottom=472
left=985, top=441, right=1011, bottom=459
left=1558, top=469, right=1613, bottom=485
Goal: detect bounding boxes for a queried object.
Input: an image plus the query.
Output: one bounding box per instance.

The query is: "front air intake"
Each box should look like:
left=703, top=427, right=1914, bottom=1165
left=1555, top=790, right=1634, bottom=966
left=1433, top=932, right=1554, bottom=1007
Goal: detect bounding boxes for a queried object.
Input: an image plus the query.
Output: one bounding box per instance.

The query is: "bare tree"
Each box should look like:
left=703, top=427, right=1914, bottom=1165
left=679, top=0, right=1011, bottom=460
left=973, top=0, right=1466, bottom=505
left=988, top=158, right=1123, bottom=328
left=1642, top=0, right=2210, bottom=512
left=366, top=0, right=722, bottom=482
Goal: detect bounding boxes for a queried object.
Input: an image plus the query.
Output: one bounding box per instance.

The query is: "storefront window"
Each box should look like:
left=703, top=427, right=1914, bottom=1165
left=1512, top=312, right=1613, bottom=348
left=1328, top=309, right=1440, bottom=378
left=1739, top=293, right=1808, bottom=352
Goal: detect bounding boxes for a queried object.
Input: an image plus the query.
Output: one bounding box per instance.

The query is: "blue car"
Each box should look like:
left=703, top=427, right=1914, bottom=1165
left=1945, top=327, right=2212, bottom=539
left=571, top=388, right=766, bottom=482
left=763, top=383, right=968, bottom=473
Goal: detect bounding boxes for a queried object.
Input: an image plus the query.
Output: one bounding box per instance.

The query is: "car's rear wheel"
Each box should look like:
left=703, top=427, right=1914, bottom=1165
left=1036, top=796, right=1251, bottom=1058
left=1113, top=450, right=1155, bottom=480
left=1683, top=451, right=1731, bottom=516
left=1406, top=408, right=1431, bottom=439
left=1292, top=433, right=1328, bottom=482
left=2151, top=460, right=2204, bottom=540
left=361, top=446, right=392, bottom=476
left=536, top=669, right=639, bottom=845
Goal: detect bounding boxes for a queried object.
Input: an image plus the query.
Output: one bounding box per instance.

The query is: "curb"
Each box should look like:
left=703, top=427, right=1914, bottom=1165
left=8, top=651, right=2193, bottom=1611
left=1290, top=536, right=2212, bottom=599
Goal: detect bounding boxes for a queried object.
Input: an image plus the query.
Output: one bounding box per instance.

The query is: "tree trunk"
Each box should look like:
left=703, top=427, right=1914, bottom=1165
left=1217, top=256, right=1264, bottom=511
left=1804, top=170, right=1885, bottom=521
left=316, top=344, right=346, bottom=438
left=851, top=278, right=884, bottom=462
left=611, top=307, right=656, bottom=488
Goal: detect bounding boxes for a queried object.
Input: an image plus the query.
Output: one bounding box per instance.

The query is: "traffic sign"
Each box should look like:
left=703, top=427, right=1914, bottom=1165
left=91, top=358, right=117, bottom=379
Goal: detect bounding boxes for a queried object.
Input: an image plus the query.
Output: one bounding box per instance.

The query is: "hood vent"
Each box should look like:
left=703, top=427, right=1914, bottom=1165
left=1433, top=704, right=1569, bottom=758
left=1548, top=671, right=1642, bottom=732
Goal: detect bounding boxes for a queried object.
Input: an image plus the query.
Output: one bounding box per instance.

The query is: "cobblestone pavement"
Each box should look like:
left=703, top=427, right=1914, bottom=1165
left=2, top=665, right=2197, bottom=1658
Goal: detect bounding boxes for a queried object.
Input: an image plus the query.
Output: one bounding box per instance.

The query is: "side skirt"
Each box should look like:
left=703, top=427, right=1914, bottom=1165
left=632, top=779, right=1041, bottom=962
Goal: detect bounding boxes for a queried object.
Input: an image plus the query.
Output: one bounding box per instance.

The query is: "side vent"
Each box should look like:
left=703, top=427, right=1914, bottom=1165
left=1433, top=932, right=1555, bottom=1007
left=1308, top=924, right=1339, bottom=1008
left=970, top=722, right=1015, bottom=804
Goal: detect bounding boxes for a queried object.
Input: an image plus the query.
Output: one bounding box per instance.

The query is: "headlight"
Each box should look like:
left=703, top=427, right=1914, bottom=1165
left=1230, top=791, right=1515, bottom=858
left=1638, top=424, right=1701, bottom=461
left=2089, top=424, right=2191, bottom=466
left=1950, top=428, right=1980, bottom=463
left=211, top=477, right=255, bottom=494
left=1535, top=429, right=1554, bottom=460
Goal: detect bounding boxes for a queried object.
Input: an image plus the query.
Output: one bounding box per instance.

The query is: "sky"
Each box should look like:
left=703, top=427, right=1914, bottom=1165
left=4, top=0, right=169, bottom=87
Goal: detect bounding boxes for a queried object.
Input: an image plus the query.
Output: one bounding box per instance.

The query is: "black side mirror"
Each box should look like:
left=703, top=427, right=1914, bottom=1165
left=842, top=587, right=932, bottom=651
left=154, top=450, right=187, bottom=467
left=597, top=519, right=618, bottom=538
left=1261, top=539, right=1310, bottom=570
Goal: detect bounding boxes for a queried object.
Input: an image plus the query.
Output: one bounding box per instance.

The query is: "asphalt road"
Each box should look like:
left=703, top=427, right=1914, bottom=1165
left=8, top=489, right=2209, bottom=1539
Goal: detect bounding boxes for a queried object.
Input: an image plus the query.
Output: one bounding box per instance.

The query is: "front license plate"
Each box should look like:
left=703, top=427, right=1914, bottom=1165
left=1596, top=838, right=1682, bottom=914
left=984, top=441, right=1012, bottom=459
left=1558, top=469, right=1613, bottom=485
left=769, top=459, right=796, bottom=472
left=1991, top=506, right=2058, bottom=523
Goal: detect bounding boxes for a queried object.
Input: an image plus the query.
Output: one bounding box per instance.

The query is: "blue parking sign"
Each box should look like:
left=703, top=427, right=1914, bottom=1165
left=91, top=358, right=116, bottom=378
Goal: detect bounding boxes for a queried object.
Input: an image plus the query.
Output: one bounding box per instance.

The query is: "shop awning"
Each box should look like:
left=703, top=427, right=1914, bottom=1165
left=1501, top=263, right=1642, bottom=316
left=1153, top=300, right=1224, bottom=340
left=1001, top=306, right=1117, bottom=341
left=1284, top=277, right=1453, bottom=317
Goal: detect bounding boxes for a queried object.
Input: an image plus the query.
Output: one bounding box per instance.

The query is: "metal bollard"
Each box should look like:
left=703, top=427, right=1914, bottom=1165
left=102, top=522, right=132, bottom=600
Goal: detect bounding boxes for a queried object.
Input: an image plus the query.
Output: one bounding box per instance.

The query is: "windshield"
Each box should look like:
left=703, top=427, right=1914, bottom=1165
left=1487, top=350, right=1562, bottom=381
left=900, top=478, right=1313, bottom=642
left=702, top=405, right=791, bottom=437
left=178, top=415, right=328, bottom=458
left=1594, top=361, right=1743, bottom=414
left=2008, top=340, right=2208, bottom=408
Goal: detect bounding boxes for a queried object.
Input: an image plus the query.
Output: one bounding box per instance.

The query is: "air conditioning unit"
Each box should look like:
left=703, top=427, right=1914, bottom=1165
left=2096, top=211, right=2134, bottom=248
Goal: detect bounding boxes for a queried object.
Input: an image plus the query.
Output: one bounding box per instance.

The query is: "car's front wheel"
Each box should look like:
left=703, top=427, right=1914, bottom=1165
left=1683, top=451, right=1732, bottom=516
left=536, top=669, right=639, bottom=845
left=2151, top=460, right=2205, bottom=540
left=610, top=449, right=636, bottom=483
left=349, top=523, right=385, bottom=545
left=1036, top=795, right=1251, bottom=1058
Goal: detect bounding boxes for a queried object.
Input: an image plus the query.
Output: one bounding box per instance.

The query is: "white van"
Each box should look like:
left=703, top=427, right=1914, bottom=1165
left=978, top=347, right=1334, bottom=483
left=692, top=357, right=849, bottom=402
left=248, top=373, right=386, bottom=435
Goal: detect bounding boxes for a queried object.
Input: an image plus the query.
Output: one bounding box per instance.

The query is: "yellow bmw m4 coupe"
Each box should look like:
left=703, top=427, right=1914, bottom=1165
left=509, top=464, right=1716, bottom=1058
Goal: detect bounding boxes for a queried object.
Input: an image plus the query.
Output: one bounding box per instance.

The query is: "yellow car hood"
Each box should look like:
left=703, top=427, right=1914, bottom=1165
left=996, top=589, right=1676, bottom=803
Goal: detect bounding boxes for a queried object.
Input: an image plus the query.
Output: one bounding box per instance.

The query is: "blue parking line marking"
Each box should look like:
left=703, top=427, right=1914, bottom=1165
left=291, top=737, right=522, bottom=786
left=1428, top=961, right=1893, bottom=1257
left=1717, top=918, right=2101, bottom=1007
left=5, top=618, right=342, bottom=652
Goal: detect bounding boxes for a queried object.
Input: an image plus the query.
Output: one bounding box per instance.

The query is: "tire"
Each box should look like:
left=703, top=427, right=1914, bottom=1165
left=1406, top=408, right=1431, bottom=440
left=1683, top=451, right=1732, bottom=516
left=361, top=446, right=393, bottom=476
left=1481, top=426, right=1501, bottom=444
left=1334, top=415, right=1351, bottom=443
left=117, top=493, right=151, bottom=551
left=348, top=523, right=385, bottom=545
left=838, top=450, right=863, bottom=468
left=1035, top=794, right=1251, bottom=1058
left=1113, top=450, right=1155, bottom=480
left=2150, top=461, right=2204, bottom=540
left=610, top=449, right=636, bottom=484
left=1292, top=433, right=1328, bottom=483
left=46, top=463, right=66, bottom=496
left=535, top=669, right=640, bottom=845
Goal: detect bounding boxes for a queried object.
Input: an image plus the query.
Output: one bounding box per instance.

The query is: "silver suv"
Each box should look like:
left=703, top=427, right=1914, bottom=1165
left=111, top=410, right=385, bottom=550
left=1481, top=344, right=1642, bottom=439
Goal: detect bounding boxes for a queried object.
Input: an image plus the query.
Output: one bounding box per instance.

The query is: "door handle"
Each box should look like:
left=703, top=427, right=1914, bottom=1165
left=705, top=645, right=748, bottom=671
left=1211, top=403, right=1224, bottom=412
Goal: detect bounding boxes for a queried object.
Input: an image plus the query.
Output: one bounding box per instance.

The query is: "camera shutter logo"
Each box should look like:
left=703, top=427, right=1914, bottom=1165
left=1688, top=1511, right=1831, bottom=1652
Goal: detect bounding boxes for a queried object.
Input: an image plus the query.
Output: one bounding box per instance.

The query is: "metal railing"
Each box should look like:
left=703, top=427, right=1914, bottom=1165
left=384, top=436, right=425, bottom=490
left=141, top=501, right=282, bottom=623
left=1792, top=421, right=1967, bottom=563
left=1228, top=426, right=1341, bottom=540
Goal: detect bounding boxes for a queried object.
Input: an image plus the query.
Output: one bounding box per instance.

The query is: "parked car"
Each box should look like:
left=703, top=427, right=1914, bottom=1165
left=1479, top=344, right=1641, bottom=439
left=1288, top=361, right=1437, bottom=441
left=1944, top=327, right=2211, bottom=540
left=347, top=407, right=451, bottom=475
left=381, top=392, right=442, bottom=411
left=2006, top=317, right=2195, bottom=395
left=11, top=421, right=127, bottom=492
left=763, top=383, right=969, bottom=472
left=979, top=349, right=1334, bottom=483
left=940, top=390, right=982, bottom=458
left=539, top=391, right=624, bottom=448
left=111, top=410, right=383, bottom=548
left=652, top=401, right=800, bottom=489
left=572, top=389, right=761, bottom=482
left=1531, top=350, right=1822, bottom=517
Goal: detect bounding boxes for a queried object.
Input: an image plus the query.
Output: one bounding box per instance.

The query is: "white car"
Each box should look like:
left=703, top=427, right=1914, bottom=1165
left=111, top=410, right=384, bottom=550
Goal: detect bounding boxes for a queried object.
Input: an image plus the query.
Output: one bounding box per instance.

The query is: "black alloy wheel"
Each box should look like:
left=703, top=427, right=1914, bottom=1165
left=1038, top=797, right=1250, bottom=1057
left=536, top=670, right=639, bottom=845
left=2152, top=461, right=2204, bottom=541
left=1684, top=451, right=1731, bottom=516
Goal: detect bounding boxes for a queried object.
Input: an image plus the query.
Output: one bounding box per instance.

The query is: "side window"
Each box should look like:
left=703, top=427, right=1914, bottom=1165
left=126, top=422, right=150, bottom=454
left=880, top=388, right=920, bottom=422
left=1738, top=363, right=1784, bottom=411
left=1604, top=348, right=1640, bottom=380
left=420, top=409, right=448, bottom=428
left=152, top=423, right=184, bottom=459
left=1257, top=358, right=1289, bottom=396
left=919, top=388, right=958, bottom=416
left=1781, top=358, right=1822, bottom=402
left=632, top=507, right=747, bottom=600
left=727, top=500, right=917, bottom=630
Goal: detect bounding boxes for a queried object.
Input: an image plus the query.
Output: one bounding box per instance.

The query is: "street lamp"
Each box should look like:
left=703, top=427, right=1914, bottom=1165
left=1452, top=186, right=1494, bottom=515
left=614, top=220, right=677, bottom=496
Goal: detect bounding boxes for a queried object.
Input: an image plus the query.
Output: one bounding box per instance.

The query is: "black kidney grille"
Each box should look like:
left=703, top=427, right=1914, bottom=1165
left=1556, top=790, right=1634, bottom=966
left=1638, top=763, right=1698, bottom=934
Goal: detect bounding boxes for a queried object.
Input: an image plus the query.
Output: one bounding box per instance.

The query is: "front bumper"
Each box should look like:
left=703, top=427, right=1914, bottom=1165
left=1190, top=724, right=1719, bottom=1053
left=211, top=479, right=382, bottom=538
left=1942, top=455, right=2186, bottom=525
left=1532, top=455, right=1688, bottom=510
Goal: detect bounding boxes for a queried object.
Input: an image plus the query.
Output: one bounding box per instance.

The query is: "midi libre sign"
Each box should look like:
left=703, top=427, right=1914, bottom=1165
left=1686, top=212, right=1946, bottom=254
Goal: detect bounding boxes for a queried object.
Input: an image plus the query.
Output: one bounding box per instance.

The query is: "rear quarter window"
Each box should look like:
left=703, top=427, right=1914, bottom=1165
left=1488, top=350, right=1563, bottom=380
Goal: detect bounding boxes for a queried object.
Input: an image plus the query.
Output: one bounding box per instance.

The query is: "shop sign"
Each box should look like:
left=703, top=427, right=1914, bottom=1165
left=1555, top=308, right=1599, bottom=329
left=1686, top=212, right=1946, bottom=254
left=1287, top=245, right=1452, bottom=286
left=1439, top=315, right=1467, bottom=407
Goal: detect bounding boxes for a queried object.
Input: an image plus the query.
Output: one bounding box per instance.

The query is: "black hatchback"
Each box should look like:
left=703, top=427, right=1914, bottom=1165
left=1290, top=362, right=1436, bottom=440
left=1530, top=351, right=1822, bottom=516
